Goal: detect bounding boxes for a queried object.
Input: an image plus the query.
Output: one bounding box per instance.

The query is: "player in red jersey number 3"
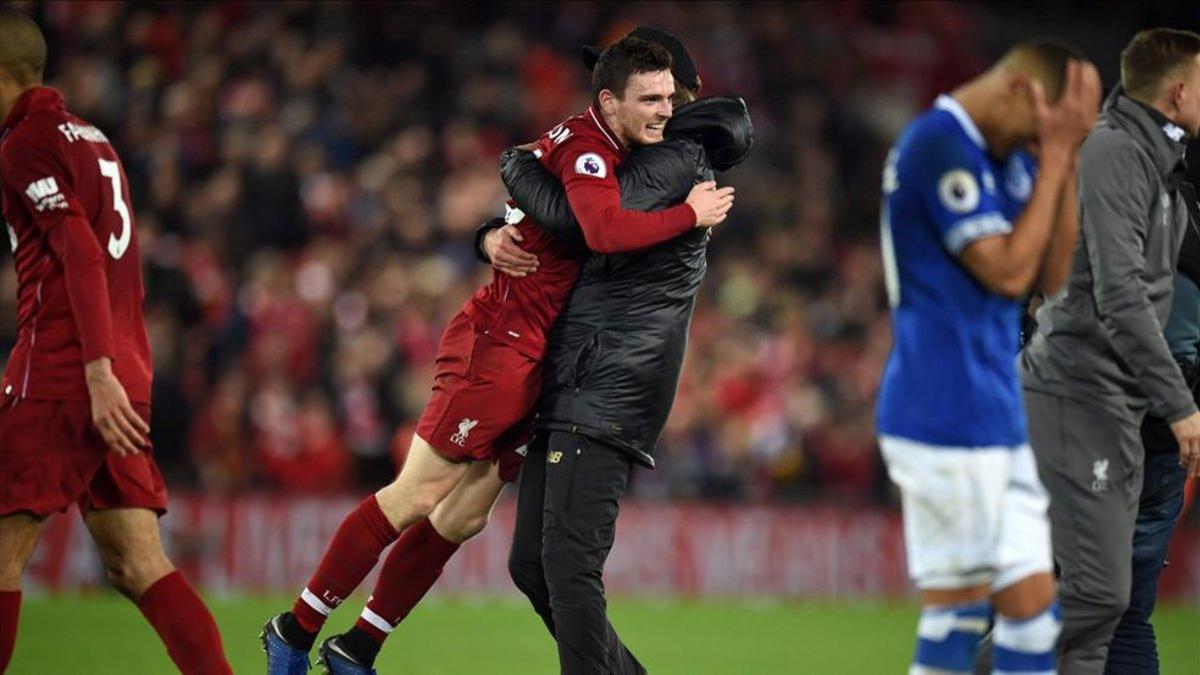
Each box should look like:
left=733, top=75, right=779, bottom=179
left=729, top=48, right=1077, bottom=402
left=0, top=12, right=231, bottom=674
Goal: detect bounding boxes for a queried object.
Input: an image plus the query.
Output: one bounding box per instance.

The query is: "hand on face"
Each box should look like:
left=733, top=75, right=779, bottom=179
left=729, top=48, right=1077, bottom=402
left=1032, top=59, right=1102, bottom=160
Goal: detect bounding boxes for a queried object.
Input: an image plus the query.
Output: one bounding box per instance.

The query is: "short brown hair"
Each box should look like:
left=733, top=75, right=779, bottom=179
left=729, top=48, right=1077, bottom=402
left=1121, top=29, right=1200, bottom=101
left=672, top=78, right=698, bottom=107
left=591, top=36, right=673, bottom=100
left=0, top=9, right=46, bottom=85
left=998, top=38, right=1087, bottom=103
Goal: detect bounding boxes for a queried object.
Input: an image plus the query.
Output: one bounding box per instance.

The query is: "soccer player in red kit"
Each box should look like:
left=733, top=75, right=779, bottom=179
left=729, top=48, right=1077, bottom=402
left=0, top=11, right=231, bottom=674
left=263, top=36, right=733, bottom=674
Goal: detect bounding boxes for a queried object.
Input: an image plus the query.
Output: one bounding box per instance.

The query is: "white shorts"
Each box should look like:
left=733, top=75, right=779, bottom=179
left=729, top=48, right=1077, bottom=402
left=879, top=435, right=1053, bottom=591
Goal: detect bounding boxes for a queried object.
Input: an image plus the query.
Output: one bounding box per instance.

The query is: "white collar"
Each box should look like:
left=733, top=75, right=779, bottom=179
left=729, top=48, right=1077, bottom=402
left=935, top=94, right=986, bottom=150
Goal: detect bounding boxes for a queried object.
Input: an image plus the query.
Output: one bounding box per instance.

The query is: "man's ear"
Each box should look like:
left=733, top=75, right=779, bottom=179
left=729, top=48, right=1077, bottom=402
left=1167, top=79, right=1186, bottom=113
left=597, top=88, right=617, bottom=114
left=1008, top=72, right=1031, bottom=99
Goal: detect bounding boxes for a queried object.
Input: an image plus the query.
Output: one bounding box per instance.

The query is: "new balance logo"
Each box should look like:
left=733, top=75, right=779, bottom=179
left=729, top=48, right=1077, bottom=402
left=450, top=418, right=478, bottom=447
left=24, top=177, right=67, bottom=212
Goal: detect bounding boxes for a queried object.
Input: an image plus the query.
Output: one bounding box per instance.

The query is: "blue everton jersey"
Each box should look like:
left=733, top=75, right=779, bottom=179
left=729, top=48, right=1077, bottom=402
left=876, top=95, right=1037, bottom=448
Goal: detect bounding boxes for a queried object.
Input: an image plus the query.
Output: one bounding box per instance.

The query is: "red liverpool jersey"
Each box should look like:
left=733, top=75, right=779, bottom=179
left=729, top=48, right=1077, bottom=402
left=531, top=105, right=695, bottom=254
left=1, top=87, right=152, bottom=404
left=464, top=105, right=695, bottom=360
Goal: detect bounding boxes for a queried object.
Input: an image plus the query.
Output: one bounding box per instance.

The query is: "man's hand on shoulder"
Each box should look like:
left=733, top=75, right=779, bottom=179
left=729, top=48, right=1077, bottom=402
left=85, top=357, right=149, bottom=456
left=1170, top=410, right=1200, bottom=477
left=686, top=181, right=735, bottom=228
left=485, top=225, right=539, bottom=278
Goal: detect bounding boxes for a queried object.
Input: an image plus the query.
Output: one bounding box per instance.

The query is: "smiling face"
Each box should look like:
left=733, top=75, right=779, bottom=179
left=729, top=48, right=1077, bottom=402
left=600, top=68, right=675, bottom=147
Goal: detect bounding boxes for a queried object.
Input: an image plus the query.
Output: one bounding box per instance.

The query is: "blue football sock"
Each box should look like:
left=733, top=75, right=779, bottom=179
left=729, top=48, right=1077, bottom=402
left=993, top=603, right=1060, bottom=674
left=911, top=601, right=992, bottom=674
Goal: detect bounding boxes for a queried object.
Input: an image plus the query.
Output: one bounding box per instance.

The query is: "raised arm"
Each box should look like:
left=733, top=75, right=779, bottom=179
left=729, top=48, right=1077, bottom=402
left=499, top=148, right=585, bottom=247
left=500, top=141, right=732, bottom=254
left=958, top=61, right=1099, bottom=298
left=1033, top=156, right=1079, bottom=297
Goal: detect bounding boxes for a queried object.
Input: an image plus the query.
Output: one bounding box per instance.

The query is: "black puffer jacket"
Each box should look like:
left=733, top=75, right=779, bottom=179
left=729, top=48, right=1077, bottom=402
left=498, top=96, right=752, bottom=467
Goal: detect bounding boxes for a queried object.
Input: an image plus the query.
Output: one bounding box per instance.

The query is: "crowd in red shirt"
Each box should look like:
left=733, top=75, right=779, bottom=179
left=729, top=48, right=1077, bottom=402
left=0, top=2, right=1030, bottom=502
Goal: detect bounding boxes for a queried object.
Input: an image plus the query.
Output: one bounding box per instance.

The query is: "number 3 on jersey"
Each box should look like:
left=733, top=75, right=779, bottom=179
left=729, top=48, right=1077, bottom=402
left=98, top=158, right=131, bottom=259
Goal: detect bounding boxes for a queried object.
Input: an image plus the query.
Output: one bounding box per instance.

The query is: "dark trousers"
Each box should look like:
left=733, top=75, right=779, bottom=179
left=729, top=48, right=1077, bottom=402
left=508, top=431, right=646, bottom=675
left=1104, top=418, right=1189, bottom=675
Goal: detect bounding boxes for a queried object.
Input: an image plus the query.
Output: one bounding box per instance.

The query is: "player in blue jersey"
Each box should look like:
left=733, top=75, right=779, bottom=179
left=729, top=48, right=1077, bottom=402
left=877, top=41, right=1100, bottom=675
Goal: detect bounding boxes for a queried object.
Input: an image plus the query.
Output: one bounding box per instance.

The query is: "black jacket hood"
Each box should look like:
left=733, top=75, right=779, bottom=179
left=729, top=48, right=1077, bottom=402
left=666, top=96, right=753, bottom=171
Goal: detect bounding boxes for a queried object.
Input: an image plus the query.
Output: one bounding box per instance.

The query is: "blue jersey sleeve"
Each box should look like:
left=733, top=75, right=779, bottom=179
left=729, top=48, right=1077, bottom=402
left=904, top=128, right=1009, bottom=257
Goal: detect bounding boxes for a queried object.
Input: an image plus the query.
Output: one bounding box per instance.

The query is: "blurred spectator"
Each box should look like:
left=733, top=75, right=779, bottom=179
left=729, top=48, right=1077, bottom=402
left=3, top=1, right=1184, bottom=509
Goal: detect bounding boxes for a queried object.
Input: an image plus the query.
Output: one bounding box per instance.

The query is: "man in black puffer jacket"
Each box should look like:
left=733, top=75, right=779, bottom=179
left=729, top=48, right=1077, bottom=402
left=476, top=28, right=752, bottom=675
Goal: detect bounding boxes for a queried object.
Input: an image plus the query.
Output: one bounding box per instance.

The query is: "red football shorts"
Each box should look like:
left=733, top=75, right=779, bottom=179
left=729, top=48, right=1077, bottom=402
left=0, top=394, right=168, bottom=517
left=416, top=312, right=539, bottom=484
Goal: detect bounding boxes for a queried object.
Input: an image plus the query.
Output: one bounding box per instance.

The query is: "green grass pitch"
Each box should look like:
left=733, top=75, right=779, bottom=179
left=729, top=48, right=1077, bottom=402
left=8, top=594, right=1199, bottom=673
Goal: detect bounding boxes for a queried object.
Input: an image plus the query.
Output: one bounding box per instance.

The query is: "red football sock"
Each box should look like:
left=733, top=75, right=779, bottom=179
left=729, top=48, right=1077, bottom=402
left=354, top=517, right=460, bottom=644
left=292, top=494, right=399, bottom=634
left=0, top=590, right=20, bottom=673
left=136, top=571, right=232, bottom=675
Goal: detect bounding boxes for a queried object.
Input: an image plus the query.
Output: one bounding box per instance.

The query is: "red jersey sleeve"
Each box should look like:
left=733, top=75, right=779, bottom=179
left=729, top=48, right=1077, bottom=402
left=2, top=132, right=115, bottom=363
left=549, top=137, right=697, bottom=254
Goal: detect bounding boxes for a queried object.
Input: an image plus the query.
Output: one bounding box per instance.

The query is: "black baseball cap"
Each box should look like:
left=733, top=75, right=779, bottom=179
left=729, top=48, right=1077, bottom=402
left=581, top=26, right=701, bottom=93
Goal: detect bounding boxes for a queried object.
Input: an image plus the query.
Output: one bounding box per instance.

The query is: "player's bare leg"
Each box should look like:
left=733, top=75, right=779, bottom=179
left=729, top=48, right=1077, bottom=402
left=85, top=508, right=173, bottom=599
left=993, top=572, right=1056, bottom=619
left=85, top=508, right=232, bottom=674
left=428, top=457, right=506, bottom=543
left=922, top=585, right=991, bottom=607
left=373, top=435, right=474, bottom=532
left=268, top=435, right=472, bottom=674
left=0, top=513, right=47, bottom=671
left=0, top=513, right=45, bottom=591
left=319, top=460, right=508, bottom=672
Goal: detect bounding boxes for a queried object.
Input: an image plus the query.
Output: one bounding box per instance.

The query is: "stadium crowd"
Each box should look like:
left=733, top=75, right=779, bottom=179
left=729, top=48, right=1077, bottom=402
left=0, top=1, right=1042, bottom=502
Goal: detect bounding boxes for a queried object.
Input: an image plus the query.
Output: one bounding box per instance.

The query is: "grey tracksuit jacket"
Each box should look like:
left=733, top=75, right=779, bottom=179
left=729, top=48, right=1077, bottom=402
left=1021, top=88, right=1197, bottom=425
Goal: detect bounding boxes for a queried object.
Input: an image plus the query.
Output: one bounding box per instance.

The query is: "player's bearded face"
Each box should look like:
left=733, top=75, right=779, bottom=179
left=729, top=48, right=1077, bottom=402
left=612, top=69, right=675, bottom=147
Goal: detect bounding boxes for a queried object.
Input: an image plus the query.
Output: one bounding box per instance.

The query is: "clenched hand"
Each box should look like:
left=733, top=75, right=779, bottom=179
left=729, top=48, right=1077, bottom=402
left=85, top=357, right=149, bottom=457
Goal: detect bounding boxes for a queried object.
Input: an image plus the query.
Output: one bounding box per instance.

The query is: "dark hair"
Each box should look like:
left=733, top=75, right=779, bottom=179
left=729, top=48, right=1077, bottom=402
left=1121, top=29, right=1200, bottom=101
left=672, top=78, right=698, bottom=107
left=0, top=9, right=47, bottom=85
left=591, top=36, right=673, bottom=100
left=1003, top=38, right=1086, bottom=102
